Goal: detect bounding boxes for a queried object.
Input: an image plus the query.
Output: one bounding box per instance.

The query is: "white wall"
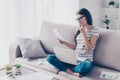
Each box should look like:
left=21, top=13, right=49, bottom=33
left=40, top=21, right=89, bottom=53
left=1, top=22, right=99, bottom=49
left=49, top=0, right=79, bottom=25
left=79, top=0, right=102, bottom=27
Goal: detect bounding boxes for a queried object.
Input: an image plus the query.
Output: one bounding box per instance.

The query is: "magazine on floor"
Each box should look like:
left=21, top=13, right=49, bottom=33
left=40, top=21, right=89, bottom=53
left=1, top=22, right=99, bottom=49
left=100, top=71, right=120, bottom=80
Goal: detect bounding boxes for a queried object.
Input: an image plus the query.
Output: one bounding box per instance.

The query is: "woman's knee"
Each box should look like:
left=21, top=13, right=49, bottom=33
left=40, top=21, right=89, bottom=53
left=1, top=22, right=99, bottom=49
left=47, top=54, right=56, bottom=63
left=78, top=60, right=93, bottom=75
left=81, top=60, right=93, bottom=70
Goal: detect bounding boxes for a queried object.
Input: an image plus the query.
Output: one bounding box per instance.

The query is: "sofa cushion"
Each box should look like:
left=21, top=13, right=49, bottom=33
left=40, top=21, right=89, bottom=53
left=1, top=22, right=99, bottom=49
left=94, top=28, right=120, bottom=71
left=15, top=57, right=59, bottom=74
left=18, top=38, right=47, bottom=58
left=40, top=21, right=77, bottom=53
left=58, top=66, right=120, bottom=80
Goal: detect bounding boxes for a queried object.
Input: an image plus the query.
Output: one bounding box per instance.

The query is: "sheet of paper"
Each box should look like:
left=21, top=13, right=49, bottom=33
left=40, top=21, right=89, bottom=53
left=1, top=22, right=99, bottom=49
left=100, top=71, right=120, bottom=80
left=52, top=28, right=68, bottom=42
left=16, top=72, right=54, bottom=80
left=38, top=59, right=49, bottom=65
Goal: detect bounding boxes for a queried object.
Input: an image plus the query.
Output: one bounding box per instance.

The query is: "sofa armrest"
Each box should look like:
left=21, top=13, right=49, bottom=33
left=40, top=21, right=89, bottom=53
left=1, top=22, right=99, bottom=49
left=9, top=41, right=22, bottom=64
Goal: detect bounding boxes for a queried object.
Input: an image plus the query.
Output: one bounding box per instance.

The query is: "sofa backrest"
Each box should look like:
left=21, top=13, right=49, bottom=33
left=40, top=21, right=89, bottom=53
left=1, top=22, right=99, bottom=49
left=94, top=28, right=120, bottom=71
left=40, top=21, right=77, bottom=53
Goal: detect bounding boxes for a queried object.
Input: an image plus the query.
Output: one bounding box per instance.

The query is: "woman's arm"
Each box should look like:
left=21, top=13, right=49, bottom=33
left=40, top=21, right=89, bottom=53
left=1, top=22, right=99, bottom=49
left=82, top=33, right=98, bottom=51
left=58, top=39, right=76, bottom=50
left=80, top=27, right=99, bottom=51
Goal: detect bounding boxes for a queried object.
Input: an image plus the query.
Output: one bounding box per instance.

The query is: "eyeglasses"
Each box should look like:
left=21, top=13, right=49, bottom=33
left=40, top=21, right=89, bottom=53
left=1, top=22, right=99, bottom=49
left=76, top=15, right=85, bottom=21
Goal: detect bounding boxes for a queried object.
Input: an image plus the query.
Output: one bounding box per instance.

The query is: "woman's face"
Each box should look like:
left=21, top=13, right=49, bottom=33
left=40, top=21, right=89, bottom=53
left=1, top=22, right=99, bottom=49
left=76, top=14, right=87, bottom=26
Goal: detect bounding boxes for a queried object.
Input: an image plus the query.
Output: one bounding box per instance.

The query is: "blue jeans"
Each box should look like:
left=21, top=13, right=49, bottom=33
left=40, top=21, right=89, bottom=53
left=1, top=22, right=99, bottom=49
left=47, top=54, right=93, bottom=76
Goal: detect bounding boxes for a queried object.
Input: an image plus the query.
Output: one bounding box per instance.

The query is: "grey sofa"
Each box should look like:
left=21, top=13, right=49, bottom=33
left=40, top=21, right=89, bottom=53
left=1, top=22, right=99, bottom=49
left=9, top=21, right=120, bottom=80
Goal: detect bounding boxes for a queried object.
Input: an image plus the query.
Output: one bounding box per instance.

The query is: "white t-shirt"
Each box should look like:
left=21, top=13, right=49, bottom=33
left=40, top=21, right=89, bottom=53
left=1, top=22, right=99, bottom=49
left=74, top=27, right=100, bottom=62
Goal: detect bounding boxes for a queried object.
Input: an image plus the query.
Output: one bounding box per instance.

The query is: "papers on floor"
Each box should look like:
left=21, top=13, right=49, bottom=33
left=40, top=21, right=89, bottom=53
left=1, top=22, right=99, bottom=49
left=37, top=59, right=49, bottom=65
left=52, top=28, right=68, bottom=42
left=16, top=72, right=54, bottom=80
left=100, top=71, right=120, bottom=80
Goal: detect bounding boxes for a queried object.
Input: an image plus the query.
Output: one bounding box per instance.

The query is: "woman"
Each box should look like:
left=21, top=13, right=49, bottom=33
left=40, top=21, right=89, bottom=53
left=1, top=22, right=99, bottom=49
left=47, top=8, right=99, bottom=77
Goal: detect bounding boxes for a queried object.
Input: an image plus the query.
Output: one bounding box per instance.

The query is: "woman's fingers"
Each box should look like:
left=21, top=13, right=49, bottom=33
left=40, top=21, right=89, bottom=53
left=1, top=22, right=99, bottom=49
left=57, top=39, right=64, bottom=44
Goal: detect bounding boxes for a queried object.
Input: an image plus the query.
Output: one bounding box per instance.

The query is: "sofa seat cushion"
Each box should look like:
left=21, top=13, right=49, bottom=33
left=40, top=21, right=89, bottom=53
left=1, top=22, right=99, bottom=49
left=58, top=66, right=120, bottom=80
left=15, top=57, right=59, bottom=74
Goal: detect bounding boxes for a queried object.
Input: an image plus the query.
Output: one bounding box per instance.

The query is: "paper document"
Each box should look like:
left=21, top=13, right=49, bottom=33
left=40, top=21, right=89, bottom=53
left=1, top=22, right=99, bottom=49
left=100, top=71, right=120, bottom=80
left=52, top=28, right=68, bottom=42
left=38, top=59, right=49, bottom=65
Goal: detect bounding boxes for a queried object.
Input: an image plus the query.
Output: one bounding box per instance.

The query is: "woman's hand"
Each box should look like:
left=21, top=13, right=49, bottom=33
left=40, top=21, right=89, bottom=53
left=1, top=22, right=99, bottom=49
left=79, top=26, right=85, bottom=34
left=57, top=38, right=76, bottom=50
left=57, top=38, right=65, bottom=44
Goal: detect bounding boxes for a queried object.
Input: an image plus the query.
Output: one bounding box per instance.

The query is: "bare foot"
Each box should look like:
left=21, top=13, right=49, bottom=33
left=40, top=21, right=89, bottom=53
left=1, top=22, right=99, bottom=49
left=66, top=68, right=82, bottom=78
left=73, top=72, right=79, bottom=77
left=73, top=72, right=82, bottom=78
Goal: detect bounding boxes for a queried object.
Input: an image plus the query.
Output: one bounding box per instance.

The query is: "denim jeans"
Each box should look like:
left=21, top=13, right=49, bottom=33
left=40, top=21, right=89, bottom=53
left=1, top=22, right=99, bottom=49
left=47, top=54, right=93, bottom=75
left=47, top=54, right=93, bottom=76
